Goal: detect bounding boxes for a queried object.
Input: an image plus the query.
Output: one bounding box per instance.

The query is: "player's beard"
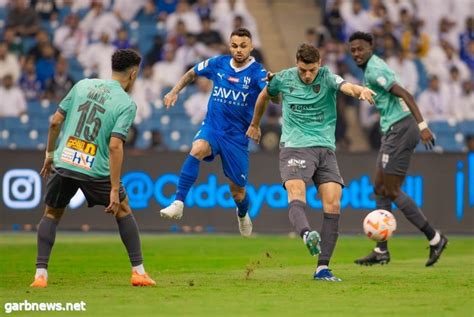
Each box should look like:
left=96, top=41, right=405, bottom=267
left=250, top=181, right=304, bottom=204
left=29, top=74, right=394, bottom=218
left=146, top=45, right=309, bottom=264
left=233, top=53, right=250, bottom=65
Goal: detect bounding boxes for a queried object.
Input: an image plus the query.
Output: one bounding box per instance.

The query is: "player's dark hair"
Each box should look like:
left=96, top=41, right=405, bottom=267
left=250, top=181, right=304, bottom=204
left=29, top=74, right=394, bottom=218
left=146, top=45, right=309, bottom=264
left=349, top=31, right=373, bottom=45
left=230, top=27, right=252, bottom=39
left=111, top=49, right=142, bottom=73
left=296, top=43, right=320, bottom=64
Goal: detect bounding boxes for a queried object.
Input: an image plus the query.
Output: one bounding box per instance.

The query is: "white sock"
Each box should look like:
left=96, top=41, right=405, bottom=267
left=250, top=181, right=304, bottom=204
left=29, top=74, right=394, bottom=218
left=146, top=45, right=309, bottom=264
left=302, top=231, right=310, bottom=244
left=35, top=268, right=48, bottom=279
left=429, top=232, right=441, bottom=246
left=374, top=247, right=387, bottom=254
left=316, top=265, right=328, bottom=274
left=132, top=264, right=145, bottom=275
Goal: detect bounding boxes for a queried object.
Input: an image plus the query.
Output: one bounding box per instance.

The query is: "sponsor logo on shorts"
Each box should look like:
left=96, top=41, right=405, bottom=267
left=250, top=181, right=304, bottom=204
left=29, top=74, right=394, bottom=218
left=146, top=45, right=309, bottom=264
left=287, top=159, right=306, bottom=169
left=66, top=136, right=97, bottom=155
left=382, top=153, right=389, bottom=168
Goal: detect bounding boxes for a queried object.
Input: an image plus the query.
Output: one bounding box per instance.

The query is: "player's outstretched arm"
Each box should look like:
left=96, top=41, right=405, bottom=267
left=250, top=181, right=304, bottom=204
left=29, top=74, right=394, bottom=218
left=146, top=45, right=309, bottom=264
left=40, top=111, right=65, bottom=179
left=340, top=82, right=376, bottom=105
left=390, top=84, right=435, bottom=150
left=246, top=88, right=271, bottom=144
left=106, top=136, right=124, bottom=215
left=163, top=69, right=198, bottom=109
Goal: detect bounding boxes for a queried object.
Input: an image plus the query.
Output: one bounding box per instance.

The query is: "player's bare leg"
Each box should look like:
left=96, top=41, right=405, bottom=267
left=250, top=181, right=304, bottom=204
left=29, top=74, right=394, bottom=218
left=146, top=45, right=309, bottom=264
left=160, top=140, right=211, bottom=219
left=230, top=182, right=252, bottom=237
left=31, top=206, right=65, bottom=288
left=314, top=182, right=342, bottom=282
left=285, top=180, right=321, bottom=256
left=116, top=198, right=155, bottom=286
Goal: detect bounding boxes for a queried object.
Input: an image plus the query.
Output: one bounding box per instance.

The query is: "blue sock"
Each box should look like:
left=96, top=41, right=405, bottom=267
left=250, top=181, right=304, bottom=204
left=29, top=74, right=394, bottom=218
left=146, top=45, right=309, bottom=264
left=175, top=155, right=200, bottom=202
left=235, top=193, right=249, bottom=218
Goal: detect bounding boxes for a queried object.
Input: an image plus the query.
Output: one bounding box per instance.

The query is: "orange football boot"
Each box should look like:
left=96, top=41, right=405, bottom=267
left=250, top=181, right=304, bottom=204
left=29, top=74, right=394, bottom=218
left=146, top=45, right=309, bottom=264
left=131, top=271, right=156, bottom=286
left=30, top=275, right=47, bottom=288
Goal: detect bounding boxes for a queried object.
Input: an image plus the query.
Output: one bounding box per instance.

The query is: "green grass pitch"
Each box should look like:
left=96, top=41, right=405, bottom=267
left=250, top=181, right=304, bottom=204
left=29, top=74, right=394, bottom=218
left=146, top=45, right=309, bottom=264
left=1, top=234, right=473, bottom=316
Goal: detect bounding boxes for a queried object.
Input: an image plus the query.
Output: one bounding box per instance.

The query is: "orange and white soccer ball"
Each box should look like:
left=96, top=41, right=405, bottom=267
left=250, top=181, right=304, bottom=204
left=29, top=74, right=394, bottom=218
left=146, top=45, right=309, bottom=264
left=363, top=209, right=397, bottom=242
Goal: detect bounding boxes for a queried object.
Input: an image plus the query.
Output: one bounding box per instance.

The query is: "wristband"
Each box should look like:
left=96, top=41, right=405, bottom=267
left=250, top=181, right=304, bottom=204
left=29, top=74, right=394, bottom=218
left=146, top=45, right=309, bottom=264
left=418, top=121, right=428, bottom=131
left=46, top=151, right=54, bottom=159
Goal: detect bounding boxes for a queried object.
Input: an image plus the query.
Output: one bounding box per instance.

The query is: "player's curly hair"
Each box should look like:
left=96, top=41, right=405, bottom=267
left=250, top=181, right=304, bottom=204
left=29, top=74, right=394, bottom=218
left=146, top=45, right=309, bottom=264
left=296, top=43, right=320, bottom=64
left=111, top=49, right=142, bottom=72
left=349, top=31, right=373, bottom=45
left=230, top=27, right=252, bottom=39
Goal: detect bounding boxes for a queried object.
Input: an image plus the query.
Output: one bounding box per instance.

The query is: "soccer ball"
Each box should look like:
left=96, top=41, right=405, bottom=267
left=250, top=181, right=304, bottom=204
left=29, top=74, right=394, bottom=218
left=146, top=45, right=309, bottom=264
left=363, top=209, right=397, bottom=242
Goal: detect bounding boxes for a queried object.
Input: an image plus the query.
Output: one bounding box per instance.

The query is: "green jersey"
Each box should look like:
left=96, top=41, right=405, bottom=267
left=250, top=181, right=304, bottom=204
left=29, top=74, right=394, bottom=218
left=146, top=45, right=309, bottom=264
left=54, top=79, right=137, bottom=178
left=267, top=66, right=344, bottom=150
left=363, top=54, right=411, bottom=133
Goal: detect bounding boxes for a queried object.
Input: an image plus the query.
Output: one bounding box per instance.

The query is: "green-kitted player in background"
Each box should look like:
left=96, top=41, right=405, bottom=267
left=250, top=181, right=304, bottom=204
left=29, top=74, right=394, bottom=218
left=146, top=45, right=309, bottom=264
left=31, top=49, right=156, bottom=288
left=348, top=31, right=447, bottom=267
left=247, top=43, right=375, bottom=281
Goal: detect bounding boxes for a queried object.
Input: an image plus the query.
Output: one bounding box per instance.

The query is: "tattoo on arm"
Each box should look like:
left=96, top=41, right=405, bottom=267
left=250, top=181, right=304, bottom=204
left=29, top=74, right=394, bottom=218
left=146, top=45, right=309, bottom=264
left=172, top=69, right=197, bottom=94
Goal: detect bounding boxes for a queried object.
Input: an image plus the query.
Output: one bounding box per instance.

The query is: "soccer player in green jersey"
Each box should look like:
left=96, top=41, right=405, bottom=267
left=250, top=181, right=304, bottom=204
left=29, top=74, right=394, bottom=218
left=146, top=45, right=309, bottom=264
left=246, top=43, right=375, bottom=281
left=30, top=49, right=156, bottom=288
left=348, top=31, right=447, bottom=267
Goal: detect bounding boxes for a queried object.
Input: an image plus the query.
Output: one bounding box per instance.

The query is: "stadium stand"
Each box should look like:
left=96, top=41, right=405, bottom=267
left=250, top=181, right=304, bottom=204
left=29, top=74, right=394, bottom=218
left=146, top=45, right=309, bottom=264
left=0, top=0, right=472, bottom=152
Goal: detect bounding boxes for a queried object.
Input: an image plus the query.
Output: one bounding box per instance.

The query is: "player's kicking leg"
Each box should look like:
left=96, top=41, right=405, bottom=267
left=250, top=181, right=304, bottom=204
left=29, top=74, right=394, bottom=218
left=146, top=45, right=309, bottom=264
left=230, top=182, right=252, bottom=237
left=313, top=182, right=342, bottom=282
left=285, top=180, right=322, bottom=256
left=30, top=206, right=64, bottom=288
left=116, top=198, right=155, bottom=286
left=160, top=140, right=211, bottom=219
left=355, top=168, right=392, bottom=266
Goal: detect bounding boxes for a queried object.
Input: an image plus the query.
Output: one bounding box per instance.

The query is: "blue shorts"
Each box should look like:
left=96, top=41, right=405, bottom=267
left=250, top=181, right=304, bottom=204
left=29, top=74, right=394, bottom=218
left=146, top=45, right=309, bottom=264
left=194, top=126, right=249, bottom=187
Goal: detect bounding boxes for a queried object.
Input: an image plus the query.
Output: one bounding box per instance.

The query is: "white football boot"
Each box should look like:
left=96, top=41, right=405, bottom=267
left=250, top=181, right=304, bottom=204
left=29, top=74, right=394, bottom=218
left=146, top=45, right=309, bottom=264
left=237, top=210, right=252, bottom=237
left=160, top=200, right=184, bottom=219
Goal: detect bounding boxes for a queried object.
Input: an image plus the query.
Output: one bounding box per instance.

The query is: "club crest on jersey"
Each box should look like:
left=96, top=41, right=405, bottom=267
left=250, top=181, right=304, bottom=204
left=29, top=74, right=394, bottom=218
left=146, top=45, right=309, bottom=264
left=228, top=76, right=239, bottom=83
left=243, top=76, right=251, bottom=89
left=313, top=84, right=320, bottom=93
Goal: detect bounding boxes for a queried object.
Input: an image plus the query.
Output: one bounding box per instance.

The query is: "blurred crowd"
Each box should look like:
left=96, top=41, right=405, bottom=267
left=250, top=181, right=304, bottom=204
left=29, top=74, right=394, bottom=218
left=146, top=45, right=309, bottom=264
left=300, top=0, right=473, bottom=152
left=0, top=0, right=263, bottom=150
left=0, top=0, right=472, bottom=153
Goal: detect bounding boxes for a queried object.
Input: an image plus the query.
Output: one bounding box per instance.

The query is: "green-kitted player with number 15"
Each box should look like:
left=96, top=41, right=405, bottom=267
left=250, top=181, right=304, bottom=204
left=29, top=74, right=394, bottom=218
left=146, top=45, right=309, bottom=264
left=31, top=49, right=156, bottom=288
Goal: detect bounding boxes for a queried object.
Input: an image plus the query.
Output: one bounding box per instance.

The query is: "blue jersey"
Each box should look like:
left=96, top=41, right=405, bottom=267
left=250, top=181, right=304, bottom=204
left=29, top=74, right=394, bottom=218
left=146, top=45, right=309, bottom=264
left=193, top=55, right=267, bottom=143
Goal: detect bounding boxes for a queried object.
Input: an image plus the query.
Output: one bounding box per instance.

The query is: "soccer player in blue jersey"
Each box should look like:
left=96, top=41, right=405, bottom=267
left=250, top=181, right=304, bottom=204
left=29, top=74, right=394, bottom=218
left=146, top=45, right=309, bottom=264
left=159, top=28, right=267, bottom=236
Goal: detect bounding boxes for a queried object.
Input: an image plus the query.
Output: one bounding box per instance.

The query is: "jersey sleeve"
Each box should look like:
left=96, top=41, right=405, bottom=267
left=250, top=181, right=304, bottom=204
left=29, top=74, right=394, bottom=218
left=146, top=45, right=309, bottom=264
left=326, top=69, right=346, bottom=91
left=366, top=67, right=396, bottom=91
left=267, top=72, right=283, bottom=96
left=111, top=102, right=137, bottom=142
left=58, top=82, right=77, bottom=116
left=194, top=56, right=219, bottom=80
left=254, top=66, right=268, bottom=91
